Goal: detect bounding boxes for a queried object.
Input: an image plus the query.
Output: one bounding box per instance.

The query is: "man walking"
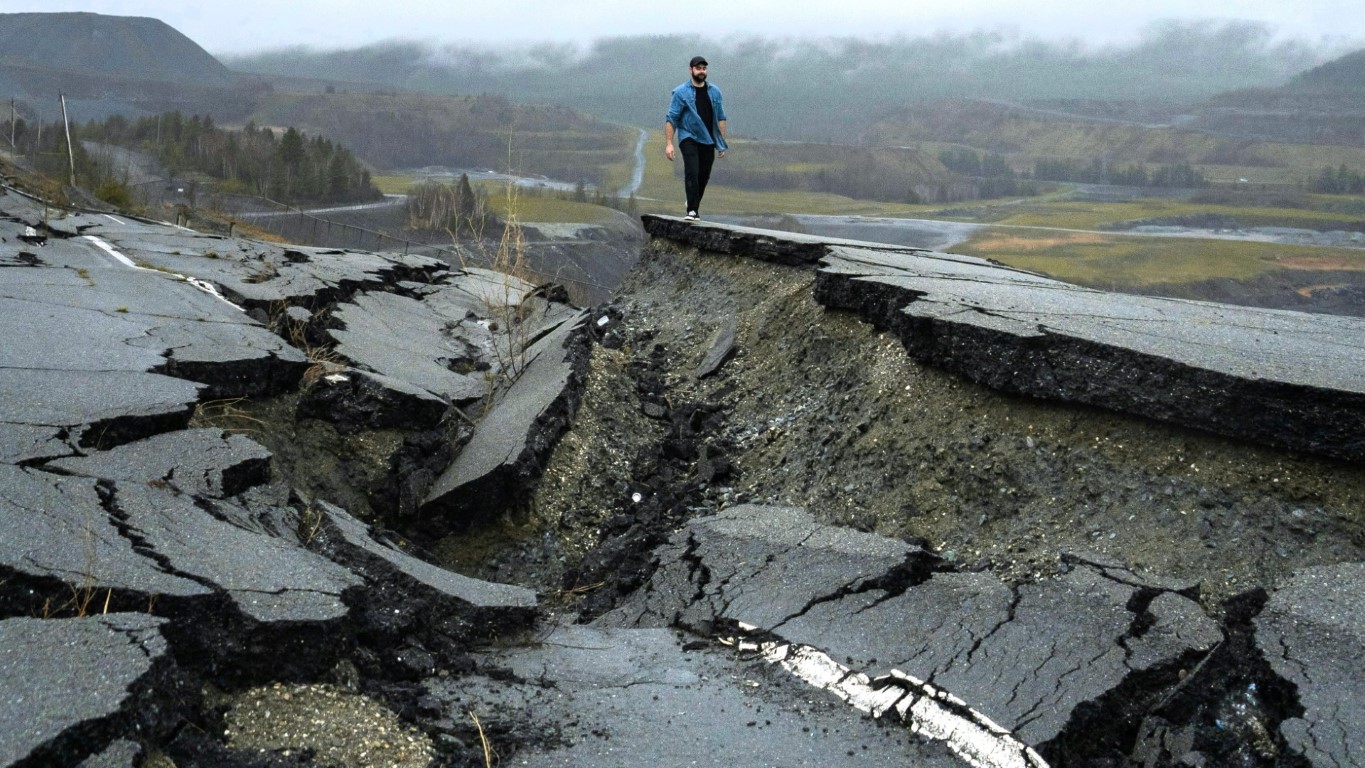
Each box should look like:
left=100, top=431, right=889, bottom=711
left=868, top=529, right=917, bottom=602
left=664, top=55, right=727, bottom=221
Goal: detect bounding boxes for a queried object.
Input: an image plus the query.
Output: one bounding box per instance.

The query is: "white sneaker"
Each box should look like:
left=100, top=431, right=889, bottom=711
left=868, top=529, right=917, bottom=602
left=685, top=211, right=699, bottom=221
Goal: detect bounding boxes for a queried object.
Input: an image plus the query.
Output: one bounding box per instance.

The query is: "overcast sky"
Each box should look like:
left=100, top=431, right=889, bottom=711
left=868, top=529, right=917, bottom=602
left=7, top=1, right=1364, bottom=54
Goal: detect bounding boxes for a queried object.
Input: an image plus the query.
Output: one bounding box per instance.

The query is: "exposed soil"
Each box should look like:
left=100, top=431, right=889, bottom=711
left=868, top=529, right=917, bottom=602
left=471, top=236, right=1365, bottom=619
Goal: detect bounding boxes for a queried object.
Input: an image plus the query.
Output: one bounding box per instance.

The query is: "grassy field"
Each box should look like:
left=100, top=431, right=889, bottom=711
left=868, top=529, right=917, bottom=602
left=372, top=172, right=620, bottom=224
left=954, top=228, right=1365, bottom=289
left=379, top=123, right=1365, bottom=295
left=924, top=196, right=1365, bottom=230
left=371, top=174, right=420, bottom=195
left=624, top=135, right=1365, bottom=291
left=481, top=189, right=619, bottom=225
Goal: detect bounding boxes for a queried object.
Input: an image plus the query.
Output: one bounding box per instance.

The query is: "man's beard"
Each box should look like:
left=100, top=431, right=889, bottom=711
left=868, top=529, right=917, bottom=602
left=693, top=73, right=707, bottom=84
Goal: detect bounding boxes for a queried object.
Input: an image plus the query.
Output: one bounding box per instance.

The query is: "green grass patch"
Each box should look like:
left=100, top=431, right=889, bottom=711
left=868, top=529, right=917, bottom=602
left=377, top=127, right=1365, bottom=237
left=371, top=174, right=417, bottom=195
left=372, top=174, right=617, bottom=223
left=919, top=195, right=1365, bottom=231
left=1197, top=165, right=1304, bottom=185
left=954, top=228, right=1365, bottom=289
left=482, top=191, right=617, bottom=224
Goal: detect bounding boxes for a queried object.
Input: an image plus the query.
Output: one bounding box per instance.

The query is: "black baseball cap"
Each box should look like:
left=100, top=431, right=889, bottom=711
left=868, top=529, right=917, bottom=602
left=689, top=56, right=708, bottom=67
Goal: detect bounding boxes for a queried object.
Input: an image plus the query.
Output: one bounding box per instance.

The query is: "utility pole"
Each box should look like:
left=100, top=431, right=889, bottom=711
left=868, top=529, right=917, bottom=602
left=60, top=93, right=75, bottom=187
left=8, top=99, right=14, bottom=150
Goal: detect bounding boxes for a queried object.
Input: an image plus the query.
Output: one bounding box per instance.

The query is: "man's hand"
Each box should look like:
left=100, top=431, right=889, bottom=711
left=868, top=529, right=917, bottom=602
left=718, top=150, right=727, bottom=159
left=665, top=142, right=675, bottom=161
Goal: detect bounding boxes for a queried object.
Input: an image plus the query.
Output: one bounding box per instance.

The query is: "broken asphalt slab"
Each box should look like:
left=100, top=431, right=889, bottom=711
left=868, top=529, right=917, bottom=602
left=0, top=614, right=175, bottom=768
left=1, top=184, right=588, bottom=487
left=329, top=289, right=493, bottom=406
left=0, top=458, right=360, bottom=625
left=3, top=188, right=451, bottom=312
left=600, top=504, right=1224, bottom=762
left=420, top=311, right=589, bottom=533
left=0, top=205, right=311, bottom=457
left=695, top=315, right=738, bottom=378
left=0, top=463, right=211, bottom=606
left=1, top=185, right=581, bottom=763
left=1255, top=563, right=1365, bottom=768
left=436, top=623, right=967, bottom=767
left=644, top=214, right=1365, bottom=461
left=641, top=213, right=890, bottom=266
left=601, top=504, right=939, bottom=633
left=317, top=501, right=536, bottom=611
left=815, top=246, right=1365, bottom=460
left=309, top=501, right=538, bottom=670
left=48, top=428, right=271, bottom=498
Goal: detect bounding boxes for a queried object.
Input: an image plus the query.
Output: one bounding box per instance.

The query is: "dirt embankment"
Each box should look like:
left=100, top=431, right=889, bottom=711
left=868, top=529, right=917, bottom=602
left=472, top=236, right=1365, bottom=618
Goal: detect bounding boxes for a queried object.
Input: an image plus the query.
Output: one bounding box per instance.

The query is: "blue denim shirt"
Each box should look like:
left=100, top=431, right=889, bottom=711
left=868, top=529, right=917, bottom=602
left=666, top=82, right=728, bottom=152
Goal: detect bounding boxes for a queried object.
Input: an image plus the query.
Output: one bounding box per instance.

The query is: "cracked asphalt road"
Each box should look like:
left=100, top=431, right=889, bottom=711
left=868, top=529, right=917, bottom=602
left=4, top=181, right=1364, bottom=767
left=493, top=223, right=1365, bottom=766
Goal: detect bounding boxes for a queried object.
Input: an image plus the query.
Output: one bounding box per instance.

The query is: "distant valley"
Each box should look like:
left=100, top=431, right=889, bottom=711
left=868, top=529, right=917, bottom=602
left=4, top=11, right=1365, bottom=316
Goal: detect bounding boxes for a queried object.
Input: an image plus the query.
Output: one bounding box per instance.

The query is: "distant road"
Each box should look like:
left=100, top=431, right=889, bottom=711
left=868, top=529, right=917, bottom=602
left=968, top=98, right=1172, bottom=129
left=233, top=195, right=406, bottom=219
left=617, top=129, right=648, bottom=198
left=81, top=142, right=167, bottom=187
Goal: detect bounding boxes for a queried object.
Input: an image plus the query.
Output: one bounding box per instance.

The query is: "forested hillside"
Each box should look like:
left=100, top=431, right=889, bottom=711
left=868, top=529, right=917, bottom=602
left=1292, top=47, right=1365, bottom=91
left=7, top=111, right=380, bottom=205
left=864, top=99, right=1365, bottom=186
left=247, top=92, right=636, bottom=185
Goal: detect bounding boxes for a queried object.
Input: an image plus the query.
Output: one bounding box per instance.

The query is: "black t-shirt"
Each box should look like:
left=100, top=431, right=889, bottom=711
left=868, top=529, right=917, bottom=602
left=693, top=84, right=715, bottom=142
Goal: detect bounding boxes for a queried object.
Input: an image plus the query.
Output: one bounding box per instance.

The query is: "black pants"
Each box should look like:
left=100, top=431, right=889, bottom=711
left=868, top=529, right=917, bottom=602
left=680, top=139, right=716, bottom=214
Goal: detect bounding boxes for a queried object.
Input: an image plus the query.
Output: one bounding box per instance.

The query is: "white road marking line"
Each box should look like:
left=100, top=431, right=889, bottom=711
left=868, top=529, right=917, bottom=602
left=83, top=235, right=244, bottom=311
left=84, top=234, right=139, bottom=269
left=728, top=631, right=1049, bottom=768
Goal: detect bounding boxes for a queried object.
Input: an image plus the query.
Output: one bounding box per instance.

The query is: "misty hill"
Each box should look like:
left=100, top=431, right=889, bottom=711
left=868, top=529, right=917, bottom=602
left=1182, top=46, right=1365, bottom=147
left=224, top=22, right=1337, bottom=143
left=1292, top=47, right=1365, bottom=91
left=0, top=12, right=232, bottom=86
left=0, top=12, right=252, bottom=123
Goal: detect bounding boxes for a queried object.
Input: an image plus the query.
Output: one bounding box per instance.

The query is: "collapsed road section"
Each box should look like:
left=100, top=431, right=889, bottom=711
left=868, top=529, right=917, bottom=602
left=2, top=186, right=1363, bottom=767
left=643, top=214, right=1365, bottom=462
left=528, top=216, right=1360, bottom=767
left=0, top=185, right=576, bottom=766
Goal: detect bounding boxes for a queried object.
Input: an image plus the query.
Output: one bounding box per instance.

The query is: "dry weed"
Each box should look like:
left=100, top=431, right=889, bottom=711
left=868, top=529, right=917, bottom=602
left=190, top=397, right=266, bottom=434
left=469, top=710, right=495, bottom=768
